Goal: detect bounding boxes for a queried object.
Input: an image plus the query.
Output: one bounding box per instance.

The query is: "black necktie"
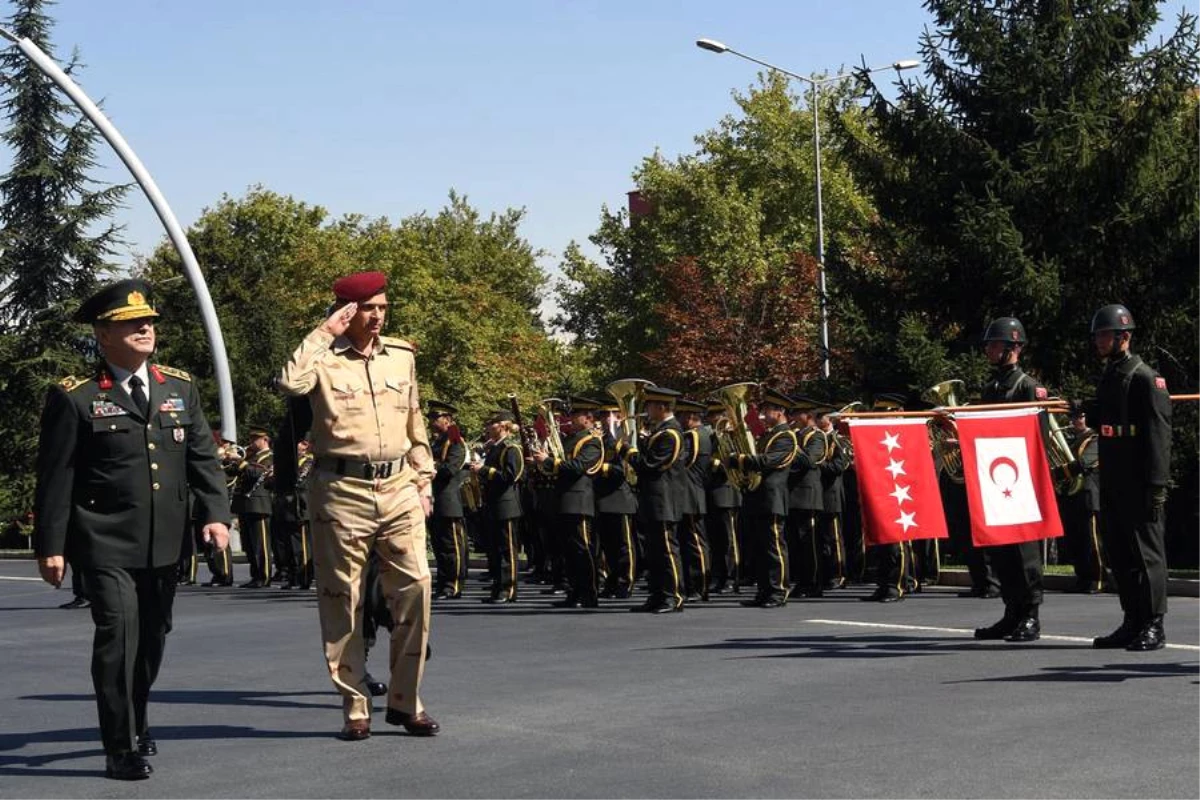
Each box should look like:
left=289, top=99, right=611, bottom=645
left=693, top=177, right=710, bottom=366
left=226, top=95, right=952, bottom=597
left=129, top=374, right=149, bottom=417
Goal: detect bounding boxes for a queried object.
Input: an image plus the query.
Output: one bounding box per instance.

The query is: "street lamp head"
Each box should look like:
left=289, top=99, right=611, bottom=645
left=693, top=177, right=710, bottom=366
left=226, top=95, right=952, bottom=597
left=893, top=59, right=920, bottom=70
left=696, top=38, right=729, bottom=54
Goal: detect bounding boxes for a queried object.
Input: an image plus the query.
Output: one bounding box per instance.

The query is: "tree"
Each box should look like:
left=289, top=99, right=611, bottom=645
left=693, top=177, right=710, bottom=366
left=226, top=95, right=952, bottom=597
left=554, top=73, right=880, bottom=391
left=0, top=0, right=127, bottom=521
left=144, top=188, right=579, bottom=437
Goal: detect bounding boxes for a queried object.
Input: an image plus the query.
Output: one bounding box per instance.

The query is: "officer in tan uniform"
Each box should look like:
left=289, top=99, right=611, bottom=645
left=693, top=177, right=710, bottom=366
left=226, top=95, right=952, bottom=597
left=278, top=270, right=439, bottom=742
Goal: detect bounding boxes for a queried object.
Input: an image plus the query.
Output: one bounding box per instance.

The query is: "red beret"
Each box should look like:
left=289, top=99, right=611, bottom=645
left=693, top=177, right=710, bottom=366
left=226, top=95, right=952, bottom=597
left=332, top=270, right=387, bottom=302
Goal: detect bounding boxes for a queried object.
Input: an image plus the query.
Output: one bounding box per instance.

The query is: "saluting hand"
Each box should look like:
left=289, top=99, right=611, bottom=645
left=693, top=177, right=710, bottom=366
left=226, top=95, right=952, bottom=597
left=37, top=555, right=64, bottom=588
left=320, top=302, right=358, bottom=338
left=202, top=522, right=231, bottom=552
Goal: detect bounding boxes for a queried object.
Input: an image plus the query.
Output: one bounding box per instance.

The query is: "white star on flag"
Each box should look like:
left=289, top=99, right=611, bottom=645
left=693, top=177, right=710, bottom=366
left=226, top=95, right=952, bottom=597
left=896, top=510, right=918, bottom=532
left=885, top=458, right=906, bottom=479
left=881, top=431, right=901, bottom=452
left=889, top=483, right=912, bottom=504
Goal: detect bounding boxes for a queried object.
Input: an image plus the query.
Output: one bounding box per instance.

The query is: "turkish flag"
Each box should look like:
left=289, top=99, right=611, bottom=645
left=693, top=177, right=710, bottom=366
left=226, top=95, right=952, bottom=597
left=957, top=408, right=1063, bottom=546
left=849, top=418, right=948, bottom=545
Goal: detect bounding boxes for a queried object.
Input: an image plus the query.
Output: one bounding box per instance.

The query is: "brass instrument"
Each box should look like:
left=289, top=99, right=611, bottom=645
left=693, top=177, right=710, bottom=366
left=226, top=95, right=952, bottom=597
left=710, top=382, right=762, bottom=492
left=535, top=397, right=567, bottom=460
left=828, top=402, right=864, bottom=466
left=461, top=434, right=485, bottom=512
left=606, top=378, right=653, bottom=487
left=922, top=379, right=967, bottom=484
left=1045, top=409, right=1084, bottom=496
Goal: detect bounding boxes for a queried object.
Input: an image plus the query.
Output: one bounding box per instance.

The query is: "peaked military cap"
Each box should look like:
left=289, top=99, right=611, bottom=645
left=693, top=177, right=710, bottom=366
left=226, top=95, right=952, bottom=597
left=872, top=392, right=907, bottom=411
left=758, top=387, right=794, bottom=410
left=788, top=394, right=822, bottom=412
left=675, top=398, right=708, bottom=414
left=485, top=409, right=516, bottom=425
left=246, top=424, right=273, bottom=438
left=643, top=385, right=681, bottom=404
left=706, top=401, right=726, bottom=414
left=567, top=396, right=603, bottom=413
left=332, top=270, right=387, bottom=302
left=427, top=400, right=458, bottom=417
left=75, top=278, right=160, bottom=324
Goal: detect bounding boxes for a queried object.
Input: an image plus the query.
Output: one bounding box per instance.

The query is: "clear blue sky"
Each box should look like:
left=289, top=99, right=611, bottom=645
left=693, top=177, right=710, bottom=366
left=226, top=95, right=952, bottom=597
left=14, top=0, right=1189, bottom=302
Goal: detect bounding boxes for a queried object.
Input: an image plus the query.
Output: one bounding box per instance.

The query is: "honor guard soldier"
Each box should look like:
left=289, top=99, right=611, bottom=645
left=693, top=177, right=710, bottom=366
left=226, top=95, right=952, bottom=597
left=1058, top=403, right=1105, bottom=594
left=623, top=385, right=687, bottom=613
left=814, top=405, right=851, bottom=590
left=428, top=401, right=470, bottom=600
left=676, top=399, right=712, bottom=601
left=533, top=396, right=605, bottom=608
left=231, top=426, right=274, bottom=588
left=973, top=317, right=1047, bottom=643
left=471, top=410, right=525, bottom=604
left=33, top=279, right=231, bottom=780
left=862, top=394, right=917, bottom=603
left=705, top=402, right=744, bottom=594
left=732, top=388, right=797, bottom=607
left=786, top=396, right=827, bottom=597
left=1089, top=304, right=1172, bottom=651
left=279, top=270, right=439, bottom=741
left=595, top=402, right=638, bottom=598
left=270, top=396, right=316, bottom=591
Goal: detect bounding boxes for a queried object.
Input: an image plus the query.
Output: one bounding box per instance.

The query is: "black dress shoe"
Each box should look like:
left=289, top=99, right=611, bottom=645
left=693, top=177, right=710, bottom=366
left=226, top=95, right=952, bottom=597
left=1126, top=617, right=1165, bottom=651
left=480, top=596, right=514, bottom=604
left=105, top=752, right=152, bottom=780
left=758, top=597, right=786, bottom=608
left=1093, top=617, right=1139, bottom=649
left=796, top=586, right=824, bottom=598
left=364, top=675, right=388, bottom=696
left=1005, top=616, right=1041, bottom=642
left=385, top=709, right=440, bottom=736
left=553, top=598, right=581, bottom=609
left=974, top=616, right=1019, bottom=640
left=58, top=596, right=90, bottom=609
left=740, top=596, right=768, bottom=608
left=652, top=602, right=683, bottom=614
left=136, top=733, right=157, bottom=757
left=579, top=598, right=600, bottom=608
left=613, top=589, right=632, bottom=599
left=239, top=579, right=265, bottom=589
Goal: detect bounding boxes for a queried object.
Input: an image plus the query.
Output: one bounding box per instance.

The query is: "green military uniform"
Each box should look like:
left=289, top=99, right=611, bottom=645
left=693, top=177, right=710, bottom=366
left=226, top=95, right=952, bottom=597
left=478, top=414, right=525, bottom=603
left=232, top=441, right=274, bottom=587
left=541, top=397, right=604, bottom=607
left=428, top=401, right=470, bottom=599
left=677, top=400, right=712, bottom=601
left=33, top=279, right=230, bottom=777
left=704, top=406, right=743, bottom=594
left=786, top=398, right=827, bottom=597
left=1059, top=415, right=1105, bottom=593
left=595, top=420, right=638, bottom=598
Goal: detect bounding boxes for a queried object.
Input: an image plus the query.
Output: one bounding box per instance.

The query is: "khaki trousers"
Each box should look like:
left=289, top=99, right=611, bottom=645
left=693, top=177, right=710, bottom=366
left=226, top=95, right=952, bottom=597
left=310, top=468, right=431, bottom=722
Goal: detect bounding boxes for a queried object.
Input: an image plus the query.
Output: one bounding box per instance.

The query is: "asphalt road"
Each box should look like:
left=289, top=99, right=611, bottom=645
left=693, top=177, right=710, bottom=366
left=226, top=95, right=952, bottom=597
left=2, top=560, right=1197, bottom=799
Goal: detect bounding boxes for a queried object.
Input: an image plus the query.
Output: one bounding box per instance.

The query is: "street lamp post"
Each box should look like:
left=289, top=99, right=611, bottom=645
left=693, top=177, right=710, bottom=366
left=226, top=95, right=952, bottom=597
left=697, top=38, right=918, bottom=380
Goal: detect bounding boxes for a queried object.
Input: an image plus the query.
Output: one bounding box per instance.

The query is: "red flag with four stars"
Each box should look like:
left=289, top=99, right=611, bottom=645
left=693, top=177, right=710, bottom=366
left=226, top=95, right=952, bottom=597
left=849, top=418, right=948, bottom=545
left=956, top=408, right=1063, bottom=546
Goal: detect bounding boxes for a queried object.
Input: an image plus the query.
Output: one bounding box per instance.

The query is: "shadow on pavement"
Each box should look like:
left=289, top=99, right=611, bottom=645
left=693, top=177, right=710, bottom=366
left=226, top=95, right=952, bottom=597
left=20, top=689, right=339, bottom=711
left=647, top=633, right=1089, bottom=660
left=946, top=660, right=1200, bottom=684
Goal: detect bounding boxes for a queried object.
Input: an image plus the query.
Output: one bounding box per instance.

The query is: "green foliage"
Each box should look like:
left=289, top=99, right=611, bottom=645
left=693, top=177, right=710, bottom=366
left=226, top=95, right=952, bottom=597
left=144, top=187, right=583, bottom=439
left=555, top=73, right=878, bottom=387
left=0, top=0, right=127, bottom=521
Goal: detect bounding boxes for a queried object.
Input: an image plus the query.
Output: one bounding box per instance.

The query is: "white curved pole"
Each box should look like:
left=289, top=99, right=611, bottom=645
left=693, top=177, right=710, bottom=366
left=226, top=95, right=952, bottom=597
left=1, top=29, right=237, bottom=443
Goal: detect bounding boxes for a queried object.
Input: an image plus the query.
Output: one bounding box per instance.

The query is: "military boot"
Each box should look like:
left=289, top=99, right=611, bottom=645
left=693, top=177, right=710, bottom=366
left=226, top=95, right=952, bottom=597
left=974, top=607, right=1019, bottom=640
left=1126, top=616, right=1165, bottom=652
left=1093, top=615, right=1139, bottom=649
left=1005, top=606, right=1041, bottom=642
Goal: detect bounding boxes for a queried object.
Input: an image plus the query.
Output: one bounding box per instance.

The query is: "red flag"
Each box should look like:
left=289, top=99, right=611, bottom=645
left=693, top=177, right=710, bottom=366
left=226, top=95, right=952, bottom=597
left=957, top=408, right=1063, bottom=546
left=849, top=418, right=948, bottom=545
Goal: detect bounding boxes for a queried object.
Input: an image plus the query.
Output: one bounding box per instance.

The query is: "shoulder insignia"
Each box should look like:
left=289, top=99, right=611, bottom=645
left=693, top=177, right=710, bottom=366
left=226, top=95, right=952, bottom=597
left=1154, top=376, right=1167, bottom=390
left=154, top=364, right=192, bottom=382
left=59, top=375, right=89, bottom=393
left=1035, top=386, right=1048, bottom=400
left=381, top=336, right=415, bottom=352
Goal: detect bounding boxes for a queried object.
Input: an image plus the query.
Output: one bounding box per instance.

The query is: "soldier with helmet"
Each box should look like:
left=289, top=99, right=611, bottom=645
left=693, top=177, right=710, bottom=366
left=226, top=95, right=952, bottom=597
left=973, top=316, right=1048, bottom=643
left=1089, top=304, right=1172, bottom=651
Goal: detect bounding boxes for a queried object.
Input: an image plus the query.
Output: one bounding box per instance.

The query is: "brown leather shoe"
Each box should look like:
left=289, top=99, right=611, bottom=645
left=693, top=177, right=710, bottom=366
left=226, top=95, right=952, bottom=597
left=338, top=720, right=370, bottom=741
left=385, top=709, right=440, bottom=736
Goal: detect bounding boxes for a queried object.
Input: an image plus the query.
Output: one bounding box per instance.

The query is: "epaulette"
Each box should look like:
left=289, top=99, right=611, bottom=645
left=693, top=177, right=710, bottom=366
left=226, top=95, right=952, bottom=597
left=59, top=375, right=90, bottom=393
left=381, top=336, right=415, bottom=352
left=154, top=364, right=192, bottom=381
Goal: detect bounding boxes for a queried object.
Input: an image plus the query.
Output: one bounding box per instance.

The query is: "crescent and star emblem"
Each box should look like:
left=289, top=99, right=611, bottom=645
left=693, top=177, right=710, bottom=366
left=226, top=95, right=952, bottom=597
left=988, top=456, right=1019, bottom=498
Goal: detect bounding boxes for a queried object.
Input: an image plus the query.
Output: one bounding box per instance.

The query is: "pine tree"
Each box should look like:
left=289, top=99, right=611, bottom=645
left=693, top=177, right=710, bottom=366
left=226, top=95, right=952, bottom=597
left=0, top=0, right=127, bottom=521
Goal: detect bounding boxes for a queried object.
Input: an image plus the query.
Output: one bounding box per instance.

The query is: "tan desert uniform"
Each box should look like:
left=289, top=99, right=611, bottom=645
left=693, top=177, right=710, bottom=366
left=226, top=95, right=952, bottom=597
left=279, top=327, right=435, bottom=723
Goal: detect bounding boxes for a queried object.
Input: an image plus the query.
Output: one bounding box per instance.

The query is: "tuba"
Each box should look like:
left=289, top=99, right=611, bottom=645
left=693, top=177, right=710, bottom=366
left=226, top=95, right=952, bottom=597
left=606, top=378, right=652, bottom=487
left=1045, top=409, right=1084, bottom=496
left=828, top=402, right=864, bottom=466
left=535, top=397, right=567, bottom=460
left=922, top=379, right=967, bottom=484
left=711, top=382, right=762, bottom=492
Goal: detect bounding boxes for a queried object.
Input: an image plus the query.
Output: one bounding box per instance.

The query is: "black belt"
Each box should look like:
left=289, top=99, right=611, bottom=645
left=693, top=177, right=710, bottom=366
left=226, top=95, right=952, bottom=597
left=317, top=456, right=406, bottom=480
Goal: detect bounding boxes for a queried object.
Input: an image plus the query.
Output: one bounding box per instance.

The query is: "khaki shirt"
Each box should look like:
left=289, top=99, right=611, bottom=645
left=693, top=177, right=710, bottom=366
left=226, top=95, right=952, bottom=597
left=279, top=328, right=434, bottom=493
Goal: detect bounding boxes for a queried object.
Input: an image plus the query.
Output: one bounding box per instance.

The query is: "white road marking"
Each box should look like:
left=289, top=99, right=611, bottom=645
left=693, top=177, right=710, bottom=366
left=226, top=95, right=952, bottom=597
left=0, top=575, right=44, bottom=582
left=803, top=618, right=1200, bottom=652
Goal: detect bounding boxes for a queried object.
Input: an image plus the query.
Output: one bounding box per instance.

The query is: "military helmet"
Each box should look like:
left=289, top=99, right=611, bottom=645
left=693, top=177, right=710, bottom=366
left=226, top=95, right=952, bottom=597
left=982, top=316, right=1027, bottom=345
left=1090, top=304, right=1136, bottom=334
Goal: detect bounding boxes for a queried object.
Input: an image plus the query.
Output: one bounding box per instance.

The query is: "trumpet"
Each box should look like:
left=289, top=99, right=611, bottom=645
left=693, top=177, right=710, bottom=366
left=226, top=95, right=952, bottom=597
left=218, top=442, right=247, bottom=464
left=923, top=379, right=967, bottom=484
left=606, top=378, right=653, bottom=487
left=710, top=382, right=762, bottom=492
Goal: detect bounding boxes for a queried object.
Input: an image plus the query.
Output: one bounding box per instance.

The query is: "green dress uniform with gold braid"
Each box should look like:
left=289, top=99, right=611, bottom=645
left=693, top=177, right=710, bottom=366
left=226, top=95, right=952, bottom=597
left=542, top=423, right=604, bottom=606
left=627, top=404, right=686, bottom=613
